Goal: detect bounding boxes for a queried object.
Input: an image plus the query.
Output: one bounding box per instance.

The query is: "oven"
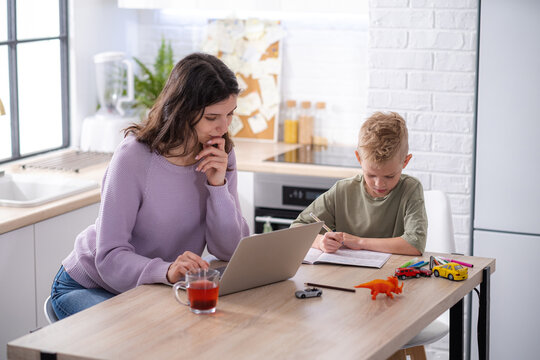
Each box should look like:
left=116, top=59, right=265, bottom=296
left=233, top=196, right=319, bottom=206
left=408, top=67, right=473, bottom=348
left=253, top=173, right=341, bottom=233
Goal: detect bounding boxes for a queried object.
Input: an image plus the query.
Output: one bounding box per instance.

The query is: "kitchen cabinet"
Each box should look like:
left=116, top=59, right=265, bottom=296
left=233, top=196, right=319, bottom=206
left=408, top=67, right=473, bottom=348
left=0, top=226, right=35, bottom=360
left=237, top=171, right=254, bottom=234
left=0, top=203, right=100, bottom=359
left=34, top=203, right=100, bottom=328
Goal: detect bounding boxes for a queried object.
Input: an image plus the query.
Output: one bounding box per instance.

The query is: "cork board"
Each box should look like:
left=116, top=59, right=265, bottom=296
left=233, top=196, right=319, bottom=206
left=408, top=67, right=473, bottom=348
left=203, top=19, right=284, bottom=142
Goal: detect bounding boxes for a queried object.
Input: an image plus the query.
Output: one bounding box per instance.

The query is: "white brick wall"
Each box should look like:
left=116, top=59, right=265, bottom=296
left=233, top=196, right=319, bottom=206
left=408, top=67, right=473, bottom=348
left=367, top=3, right=478, bottom=356
left=368, top=0, right=478, bottom=256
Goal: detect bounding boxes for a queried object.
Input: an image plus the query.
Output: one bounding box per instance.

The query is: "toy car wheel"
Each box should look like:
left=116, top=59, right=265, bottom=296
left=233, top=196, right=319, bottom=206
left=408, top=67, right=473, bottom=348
left=317, top=292, right=322, bottom=297
left=301, top=294, right=306, bottom=298
left=415, top=273, right=420, bottom=278
left=434, top=270, right=440, bottom=277
left=399, top=275, right=406, bottom=280
left=448, top=274, right=454, bottom=281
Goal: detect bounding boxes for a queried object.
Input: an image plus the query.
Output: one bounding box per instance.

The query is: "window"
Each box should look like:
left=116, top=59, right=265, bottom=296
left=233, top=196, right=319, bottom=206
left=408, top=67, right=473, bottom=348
left=0, top=0, right=69, bottom=163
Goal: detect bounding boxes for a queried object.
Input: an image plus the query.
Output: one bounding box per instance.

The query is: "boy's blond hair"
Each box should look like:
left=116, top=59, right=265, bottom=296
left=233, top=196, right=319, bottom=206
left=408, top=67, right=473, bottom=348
left=358, top=111, right=409, bottom=164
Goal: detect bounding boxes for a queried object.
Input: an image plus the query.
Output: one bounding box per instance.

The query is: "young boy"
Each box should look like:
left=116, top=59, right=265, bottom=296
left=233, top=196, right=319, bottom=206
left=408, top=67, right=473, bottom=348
left=292, top=111, right=427, bottom=255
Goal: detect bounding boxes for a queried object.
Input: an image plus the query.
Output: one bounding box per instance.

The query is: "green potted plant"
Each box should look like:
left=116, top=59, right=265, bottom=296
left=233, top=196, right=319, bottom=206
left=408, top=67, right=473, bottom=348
left=133, top=38, right=175, bottom=113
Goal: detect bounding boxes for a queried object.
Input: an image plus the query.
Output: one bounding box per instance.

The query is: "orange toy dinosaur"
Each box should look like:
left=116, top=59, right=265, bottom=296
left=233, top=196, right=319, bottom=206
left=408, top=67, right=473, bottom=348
left=354, top=276, right=404, bottom=300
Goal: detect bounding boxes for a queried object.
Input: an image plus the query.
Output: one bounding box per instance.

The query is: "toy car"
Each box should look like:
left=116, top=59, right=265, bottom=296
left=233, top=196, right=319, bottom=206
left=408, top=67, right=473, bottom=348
left=395, top=267, right=432, bottom=280
left=295, top=287, right=322, bottom=299
left=432, top=262, right=468, bottom=281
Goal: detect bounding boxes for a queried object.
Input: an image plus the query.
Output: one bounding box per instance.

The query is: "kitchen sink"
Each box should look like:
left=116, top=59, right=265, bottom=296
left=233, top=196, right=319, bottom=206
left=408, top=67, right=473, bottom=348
left=0, top=172, right=99, bottom=207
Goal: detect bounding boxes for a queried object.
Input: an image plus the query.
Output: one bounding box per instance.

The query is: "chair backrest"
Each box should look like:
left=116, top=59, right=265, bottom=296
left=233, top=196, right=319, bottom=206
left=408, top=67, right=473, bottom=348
left=44, top=295, right=59, bottom=324
left=423, top=190, right=456, bottom=254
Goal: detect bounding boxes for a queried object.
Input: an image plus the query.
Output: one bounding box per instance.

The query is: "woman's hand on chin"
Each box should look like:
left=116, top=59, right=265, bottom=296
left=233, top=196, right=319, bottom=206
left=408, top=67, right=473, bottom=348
left=195, top=137, right=227, bottom=186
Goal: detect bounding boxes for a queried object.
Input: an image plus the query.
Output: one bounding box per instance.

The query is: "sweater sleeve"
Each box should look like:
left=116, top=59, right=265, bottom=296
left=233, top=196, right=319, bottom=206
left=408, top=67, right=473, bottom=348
left=401, top=182, right=428, bottom=254
left=94, top=141, right=171, bottom=294
left=291, top=183, right=338, bottom=234
left=204, top=149, right=250, bottom=260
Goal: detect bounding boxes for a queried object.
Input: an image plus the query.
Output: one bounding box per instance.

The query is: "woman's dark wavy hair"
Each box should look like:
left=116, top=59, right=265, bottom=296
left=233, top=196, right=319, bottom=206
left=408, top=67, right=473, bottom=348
left=125, top=52, right=240, bottom=157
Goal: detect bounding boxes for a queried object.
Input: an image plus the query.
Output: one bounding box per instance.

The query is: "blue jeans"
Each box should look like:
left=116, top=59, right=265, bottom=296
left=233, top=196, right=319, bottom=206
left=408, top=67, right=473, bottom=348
left=51, top=266, right=115, bottom=320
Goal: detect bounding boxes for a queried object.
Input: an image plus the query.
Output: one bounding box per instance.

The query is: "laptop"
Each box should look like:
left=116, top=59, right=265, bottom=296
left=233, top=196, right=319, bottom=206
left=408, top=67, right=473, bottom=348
left=175, top=222, right=323, bottom=296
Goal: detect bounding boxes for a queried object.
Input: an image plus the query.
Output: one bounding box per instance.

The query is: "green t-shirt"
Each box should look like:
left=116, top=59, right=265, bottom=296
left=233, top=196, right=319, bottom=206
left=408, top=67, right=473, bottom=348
left=292, top=174, right=427, bottom=253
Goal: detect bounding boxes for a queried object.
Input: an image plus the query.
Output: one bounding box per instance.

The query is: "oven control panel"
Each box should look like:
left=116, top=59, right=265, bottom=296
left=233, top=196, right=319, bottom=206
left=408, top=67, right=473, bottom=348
left=254, top=173, right=340, bottom=211
left=282, top=186, right=328, bottom=207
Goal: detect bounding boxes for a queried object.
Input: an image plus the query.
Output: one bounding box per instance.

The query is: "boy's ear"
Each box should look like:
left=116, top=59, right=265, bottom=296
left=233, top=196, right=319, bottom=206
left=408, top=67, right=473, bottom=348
left=403, top=154, right=412, bottom=168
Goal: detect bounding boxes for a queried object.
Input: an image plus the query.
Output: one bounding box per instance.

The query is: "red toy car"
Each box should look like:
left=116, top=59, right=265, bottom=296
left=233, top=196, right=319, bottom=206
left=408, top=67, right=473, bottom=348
left=395, top=267, right=432, bottom=280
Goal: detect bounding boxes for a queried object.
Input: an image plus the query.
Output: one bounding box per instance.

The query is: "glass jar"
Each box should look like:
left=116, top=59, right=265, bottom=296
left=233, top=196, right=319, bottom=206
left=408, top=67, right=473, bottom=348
left=313, top=101, right=328, bottom=146
left=298, top=101, right=313, bottom=145
left=283, top=100, right=298, bottom=144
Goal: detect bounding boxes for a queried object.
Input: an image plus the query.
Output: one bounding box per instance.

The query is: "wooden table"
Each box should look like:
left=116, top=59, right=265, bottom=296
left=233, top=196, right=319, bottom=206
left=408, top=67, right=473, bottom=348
left=7, top=253, right=495, bottom=360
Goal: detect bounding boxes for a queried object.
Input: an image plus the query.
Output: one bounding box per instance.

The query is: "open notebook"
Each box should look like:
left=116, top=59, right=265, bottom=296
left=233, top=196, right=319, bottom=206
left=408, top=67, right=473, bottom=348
left=303, top=248, right=391, bottom=268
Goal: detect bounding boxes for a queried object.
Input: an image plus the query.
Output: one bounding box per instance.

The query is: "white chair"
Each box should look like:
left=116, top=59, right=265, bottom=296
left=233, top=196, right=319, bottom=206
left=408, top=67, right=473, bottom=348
left=390, top=190, right=455, bottom=360
left=44, top=295, right=59, bottom=324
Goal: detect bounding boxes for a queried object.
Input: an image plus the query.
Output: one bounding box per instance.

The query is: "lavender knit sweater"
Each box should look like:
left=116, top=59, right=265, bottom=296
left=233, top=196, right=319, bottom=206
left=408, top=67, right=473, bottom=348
left=62, top=135, right=249, bottom=294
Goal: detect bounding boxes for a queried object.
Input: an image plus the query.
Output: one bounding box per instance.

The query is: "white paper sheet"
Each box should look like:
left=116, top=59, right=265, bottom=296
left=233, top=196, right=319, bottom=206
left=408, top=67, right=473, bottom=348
left=236, top=75, right=248, bottom=92
left=236, top=91, right=261, bottom=116
left=260, top=104, right=278, bottom=121
left=303, top=248, right=391, bottom=269
left=260, top=58, right=281, bottom=75
left=228, top=115, right=244, bottom=136
left=247, top=113, right=268, bottom=134
left=258, top=75, right=279, bottom=106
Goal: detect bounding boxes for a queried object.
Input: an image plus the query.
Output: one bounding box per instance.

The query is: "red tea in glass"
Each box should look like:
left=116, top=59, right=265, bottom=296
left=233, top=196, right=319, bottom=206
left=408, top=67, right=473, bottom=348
left=187, top=280, right=219, bottom=313
left=173, top=268, right=220, bottom=314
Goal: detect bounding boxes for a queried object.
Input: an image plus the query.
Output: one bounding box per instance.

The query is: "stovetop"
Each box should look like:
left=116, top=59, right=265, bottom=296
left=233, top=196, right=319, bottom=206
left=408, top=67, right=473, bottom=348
left=264, top=145, right=360, bottom=168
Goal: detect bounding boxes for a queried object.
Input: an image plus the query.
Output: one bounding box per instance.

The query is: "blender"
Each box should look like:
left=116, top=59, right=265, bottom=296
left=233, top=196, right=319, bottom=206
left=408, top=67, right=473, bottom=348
left=80, top=52, right=139, bottom=152
left=94, top=51, right=134, bottom=116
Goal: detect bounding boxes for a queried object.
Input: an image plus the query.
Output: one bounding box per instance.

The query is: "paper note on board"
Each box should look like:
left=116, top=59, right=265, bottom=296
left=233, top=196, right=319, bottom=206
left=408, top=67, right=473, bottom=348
left=228, top=115, right=244, bottom=136
left=248, top=113, right=268, bottom=134
left=221, top=54, right=242, bottom=74
left=236, top=75, right=248, bottom=92
left=203, top=18, right=282, bottom=141
left=202, top=39, right=219, bottom=55
left=263, top=25, right=286, bottom=47
left=260, top=104, right=278, bottom=121
left=258, top=75, right=279, bottom=106
left=249, top=62, right=265, bottom=79
left=244, top=19, right=265, bottom=40
left=242, top=43, right=264, bottom=62
left=219, top=36, right=235, bottom=54
left=236, top=92, right=261, bottom=116
left=260, top=58, right=281, bottom=75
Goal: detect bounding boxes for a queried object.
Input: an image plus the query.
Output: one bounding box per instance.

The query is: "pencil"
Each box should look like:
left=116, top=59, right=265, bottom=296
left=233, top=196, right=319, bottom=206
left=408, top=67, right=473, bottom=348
left=399, top=257, right=419, bottom=268
left=435, top=256, right=448, bottom=264
left=441, top=257, right=474, bottom=268
left=305, top=282, right=356, bottom=293
left=412, top=261, right=429, bottom=268
left=410, top=260, right=426, bottom=268
left=309, top=212, right=332, bottom=233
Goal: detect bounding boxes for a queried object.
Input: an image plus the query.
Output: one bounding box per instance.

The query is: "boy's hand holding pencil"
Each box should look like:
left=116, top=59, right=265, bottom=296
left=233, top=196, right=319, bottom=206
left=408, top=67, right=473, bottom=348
left=309, top=212, right=332, bottom=233
left=309, top=213, right=343, bottom=253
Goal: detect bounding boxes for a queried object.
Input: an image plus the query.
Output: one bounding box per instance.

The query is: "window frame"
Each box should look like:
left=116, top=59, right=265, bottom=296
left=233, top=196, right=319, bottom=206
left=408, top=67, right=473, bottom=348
left=1, top=0, right=69, bottom=164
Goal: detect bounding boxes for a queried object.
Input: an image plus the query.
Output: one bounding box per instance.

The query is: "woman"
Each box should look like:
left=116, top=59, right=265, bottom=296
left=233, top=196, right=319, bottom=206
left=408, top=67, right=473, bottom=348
left=50, top=53, right=250, bottom=319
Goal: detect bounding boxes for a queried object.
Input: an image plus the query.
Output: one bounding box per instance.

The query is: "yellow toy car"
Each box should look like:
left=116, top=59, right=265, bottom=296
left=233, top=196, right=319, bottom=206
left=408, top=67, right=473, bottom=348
left=432, top=262, right=468, bottom=281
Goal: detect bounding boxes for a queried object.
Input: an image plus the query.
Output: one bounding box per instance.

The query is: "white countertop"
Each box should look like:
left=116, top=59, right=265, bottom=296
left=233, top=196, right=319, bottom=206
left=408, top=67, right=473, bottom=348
left=0, top=140, right=361, bottom=234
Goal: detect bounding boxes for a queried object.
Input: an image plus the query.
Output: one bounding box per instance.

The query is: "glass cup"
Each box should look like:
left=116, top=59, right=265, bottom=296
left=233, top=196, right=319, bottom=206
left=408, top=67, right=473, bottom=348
left=173, top=268, right=220, bottom=314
